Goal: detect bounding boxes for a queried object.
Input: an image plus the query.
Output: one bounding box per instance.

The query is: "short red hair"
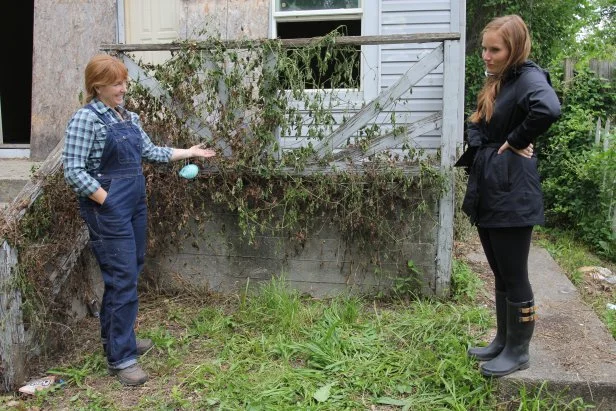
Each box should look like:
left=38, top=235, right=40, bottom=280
left=84, top=54, right=128, bottom=103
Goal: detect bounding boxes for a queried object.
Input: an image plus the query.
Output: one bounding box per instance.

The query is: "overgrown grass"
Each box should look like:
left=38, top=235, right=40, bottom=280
left=3, top=265, right=593, bottom=410
left=536, top=227, right=616, bottom=339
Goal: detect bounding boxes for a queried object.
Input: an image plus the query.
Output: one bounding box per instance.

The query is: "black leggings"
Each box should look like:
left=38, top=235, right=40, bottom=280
left=477, top=226, right=534, bottom=302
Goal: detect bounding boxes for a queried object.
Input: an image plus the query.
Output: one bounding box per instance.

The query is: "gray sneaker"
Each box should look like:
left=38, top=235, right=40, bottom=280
left=109, top=364, right=148, bottom=386
left=136, top=338, right=154, bottom=355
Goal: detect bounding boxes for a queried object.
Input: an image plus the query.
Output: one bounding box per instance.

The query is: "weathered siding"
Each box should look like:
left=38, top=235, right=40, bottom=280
left=30, top=0, right=117, bottom=160
left=276, top=1, right=457, bottom=155
left=180, top=0, right=269, bottom=40
left=379, top=0, right=454, bottom=154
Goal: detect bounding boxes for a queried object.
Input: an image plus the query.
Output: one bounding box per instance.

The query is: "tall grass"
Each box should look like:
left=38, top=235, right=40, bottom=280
left=9, top=265, right=593, bottom=410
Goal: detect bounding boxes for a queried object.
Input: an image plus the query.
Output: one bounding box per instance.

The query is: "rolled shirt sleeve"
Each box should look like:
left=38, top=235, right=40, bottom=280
left=62, top=109, right=104, bottom=197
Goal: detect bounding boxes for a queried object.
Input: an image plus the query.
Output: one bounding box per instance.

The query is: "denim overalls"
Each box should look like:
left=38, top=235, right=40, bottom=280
left=79, top=104, right=147, bottom=370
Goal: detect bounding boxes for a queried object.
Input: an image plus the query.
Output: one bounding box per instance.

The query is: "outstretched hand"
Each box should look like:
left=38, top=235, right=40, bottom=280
left=498, top=141, right=534, bottom=158
left=189, top=144, right=216, bottom=159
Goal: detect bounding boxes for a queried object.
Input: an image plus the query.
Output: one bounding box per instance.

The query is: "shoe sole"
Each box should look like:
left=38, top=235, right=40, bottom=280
left=108, top=368, right=149, bottom=386
left=117, top=377, right=148, bottom=386
left=480, top=361, right=530, bottom=377
left=467, top=349, right=504, bottom=362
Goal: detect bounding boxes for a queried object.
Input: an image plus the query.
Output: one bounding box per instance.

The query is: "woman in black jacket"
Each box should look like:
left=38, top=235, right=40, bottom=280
left=461, top=15, right=561, bottom=377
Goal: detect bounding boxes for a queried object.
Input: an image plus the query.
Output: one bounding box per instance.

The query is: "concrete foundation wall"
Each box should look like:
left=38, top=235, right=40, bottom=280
left=30, top=0, right=117, bottom=160
left=146, top=199, right=440, bottom=298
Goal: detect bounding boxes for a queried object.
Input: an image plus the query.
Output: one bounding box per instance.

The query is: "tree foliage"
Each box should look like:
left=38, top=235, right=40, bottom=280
left=466, top=0, right=590, bottom=63
left=537, top=70, right=615, bottom=260
left=570, top=0, right=616, bottom=61
left=464, top=0, right=592, bottom=116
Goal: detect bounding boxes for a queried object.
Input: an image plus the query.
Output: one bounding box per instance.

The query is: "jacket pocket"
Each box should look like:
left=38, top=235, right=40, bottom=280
left=496, top=151, right=511, bottom=191
left=496, top=155, right=541, bottom=213
left=482, top=150, right=510, bottom=193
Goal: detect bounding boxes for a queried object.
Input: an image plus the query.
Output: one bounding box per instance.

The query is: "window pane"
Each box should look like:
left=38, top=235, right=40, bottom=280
left=277, top=20, right=361, bottom=89
left=278, top=0, right=360, bottom=12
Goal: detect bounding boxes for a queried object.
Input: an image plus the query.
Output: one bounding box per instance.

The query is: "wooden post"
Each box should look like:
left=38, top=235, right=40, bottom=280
left=435, top=39, right=463, bottom=298
left=564, top=58, right=575, bottom=83
left=0, top=240, right=26, bottom=391
left=262, top=49, right=282, bottom=161
left=595, top=118, right=602, bottom=146
left=603, top=118, right=611, bottom=152
left=602, top=118, right=616, bottom=238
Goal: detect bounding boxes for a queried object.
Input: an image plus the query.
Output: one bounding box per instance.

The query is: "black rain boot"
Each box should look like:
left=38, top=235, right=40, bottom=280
left=481, top=299, right=536, bottom=377
left=468, top=290, right=507, bottom=361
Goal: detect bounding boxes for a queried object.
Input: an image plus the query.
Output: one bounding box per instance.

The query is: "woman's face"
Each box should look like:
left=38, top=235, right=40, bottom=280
left=482, top=30, right=510, bottom=74
left=96, top=79, right=127, bottom=108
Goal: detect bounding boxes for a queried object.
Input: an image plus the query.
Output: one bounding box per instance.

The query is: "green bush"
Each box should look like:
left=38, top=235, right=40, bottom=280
left=537, top=69, right=616, bottom=260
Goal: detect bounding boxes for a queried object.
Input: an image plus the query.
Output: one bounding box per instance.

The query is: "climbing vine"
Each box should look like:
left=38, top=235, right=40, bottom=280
left=126, top=31, right=445, bottom=257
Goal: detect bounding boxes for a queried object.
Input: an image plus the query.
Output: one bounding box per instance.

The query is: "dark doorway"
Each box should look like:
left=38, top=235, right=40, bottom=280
left=1, top=0, right=34, bottom=144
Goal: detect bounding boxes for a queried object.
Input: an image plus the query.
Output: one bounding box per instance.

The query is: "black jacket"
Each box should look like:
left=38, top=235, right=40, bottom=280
left=461, top=61, right=561, bottom=227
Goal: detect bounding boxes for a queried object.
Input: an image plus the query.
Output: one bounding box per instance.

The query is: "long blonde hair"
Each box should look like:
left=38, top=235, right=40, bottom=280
left=84, top=54, right=128, bottom=103
left=469, top=15, right=531, bottom=123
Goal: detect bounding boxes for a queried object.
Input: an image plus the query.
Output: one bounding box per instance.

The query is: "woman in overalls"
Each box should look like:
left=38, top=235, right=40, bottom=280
left=63, top=54, right=216, bottom=386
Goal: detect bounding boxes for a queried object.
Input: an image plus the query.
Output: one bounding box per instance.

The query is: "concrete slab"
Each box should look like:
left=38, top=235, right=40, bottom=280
left=0, top=159, right=42, bottom=203
left=467, top=244, right=616, bottom=408
left=0, top=148, right=31, bottom=159
left=0, top=159, right=41, bottom=179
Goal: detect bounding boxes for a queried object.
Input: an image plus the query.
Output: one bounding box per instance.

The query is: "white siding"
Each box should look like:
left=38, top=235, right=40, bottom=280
left=381, top=0, right=451, bottom=12
left=378, top=0, right=455, bottom=154
left=278, top=0, right=461, bottom=159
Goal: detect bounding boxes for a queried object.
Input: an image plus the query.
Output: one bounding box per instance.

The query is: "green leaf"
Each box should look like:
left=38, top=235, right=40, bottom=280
left=313, top=382, right=335, bottom=402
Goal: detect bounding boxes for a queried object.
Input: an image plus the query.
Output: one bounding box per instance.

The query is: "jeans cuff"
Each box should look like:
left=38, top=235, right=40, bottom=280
left=108, top=357, right=137, bottom=371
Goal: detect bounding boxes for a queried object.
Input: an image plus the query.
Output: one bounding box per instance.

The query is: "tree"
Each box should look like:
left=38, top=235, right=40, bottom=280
left=572, top=0, right=616, bottom=61
left=465, top=0, right=592, bottom=115
left=466, top=0, right=590, bottom=63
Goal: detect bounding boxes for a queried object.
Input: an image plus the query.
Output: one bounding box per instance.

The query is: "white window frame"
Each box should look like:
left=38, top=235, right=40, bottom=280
left=269, top=0, right=368, bottom=96
left=269, top=0, right=379, bottom=100
left=273, top=9, right=363, bottom=24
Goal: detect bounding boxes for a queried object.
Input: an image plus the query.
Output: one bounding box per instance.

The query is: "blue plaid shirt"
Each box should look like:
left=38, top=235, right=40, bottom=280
left=62, top=98, right=173, bottom=197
